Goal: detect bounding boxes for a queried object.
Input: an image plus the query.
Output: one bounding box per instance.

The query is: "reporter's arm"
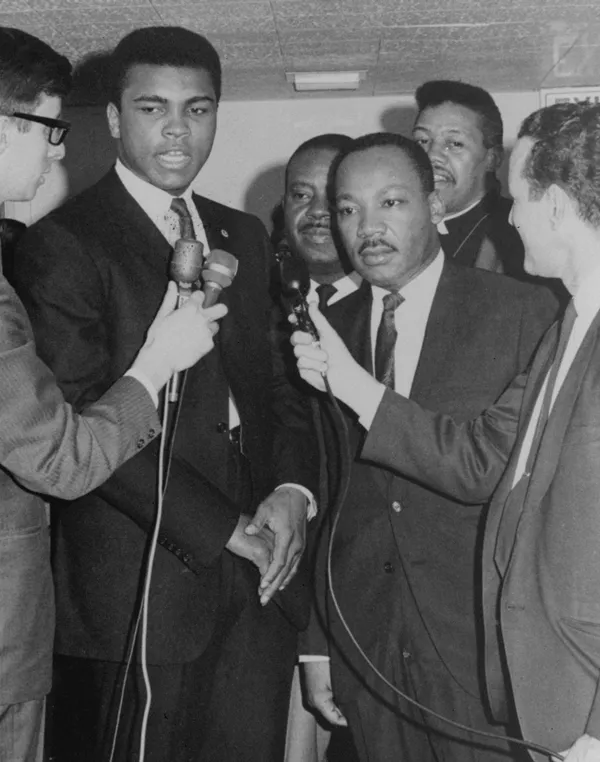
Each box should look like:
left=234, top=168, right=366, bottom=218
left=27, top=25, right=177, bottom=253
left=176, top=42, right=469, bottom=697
left=292, top=303, right=523, bottom=503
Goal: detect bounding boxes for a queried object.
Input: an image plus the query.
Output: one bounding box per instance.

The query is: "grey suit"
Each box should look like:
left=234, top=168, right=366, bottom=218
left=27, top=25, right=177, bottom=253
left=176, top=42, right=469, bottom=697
left=0, top=270, right=159, bottom=757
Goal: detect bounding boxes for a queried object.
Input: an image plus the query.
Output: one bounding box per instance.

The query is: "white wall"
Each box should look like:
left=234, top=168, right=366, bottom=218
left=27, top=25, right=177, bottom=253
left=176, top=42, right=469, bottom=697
left=6, top=90, right=541, bottom=228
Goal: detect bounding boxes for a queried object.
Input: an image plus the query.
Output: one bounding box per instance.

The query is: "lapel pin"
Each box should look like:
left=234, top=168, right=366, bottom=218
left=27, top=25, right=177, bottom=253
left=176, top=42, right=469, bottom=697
left=221, top=229, right=229, bottom=238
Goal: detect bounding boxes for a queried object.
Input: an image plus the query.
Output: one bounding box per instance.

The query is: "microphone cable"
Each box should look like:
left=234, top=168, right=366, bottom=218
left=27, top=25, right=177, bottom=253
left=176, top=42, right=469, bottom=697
left=311, top=335, right=564, bottom=761
left=107, top=375, right=188, bottom=762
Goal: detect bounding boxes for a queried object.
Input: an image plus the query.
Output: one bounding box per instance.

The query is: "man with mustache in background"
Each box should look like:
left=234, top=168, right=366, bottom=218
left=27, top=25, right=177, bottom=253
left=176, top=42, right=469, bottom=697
left=280, top=134, right=360, bottom=309
left=278, top=133, right=360, bottom=762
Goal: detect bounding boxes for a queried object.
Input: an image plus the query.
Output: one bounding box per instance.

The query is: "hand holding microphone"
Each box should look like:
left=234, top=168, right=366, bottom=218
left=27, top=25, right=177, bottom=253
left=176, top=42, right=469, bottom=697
left=131, top=285, right=227, bottom=397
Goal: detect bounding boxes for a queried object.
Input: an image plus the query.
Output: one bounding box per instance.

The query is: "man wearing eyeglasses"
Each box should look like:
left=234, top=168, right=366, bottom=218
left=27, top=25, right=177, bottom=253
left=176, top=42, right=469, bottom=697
left=0, top=26, right=228, bottom=762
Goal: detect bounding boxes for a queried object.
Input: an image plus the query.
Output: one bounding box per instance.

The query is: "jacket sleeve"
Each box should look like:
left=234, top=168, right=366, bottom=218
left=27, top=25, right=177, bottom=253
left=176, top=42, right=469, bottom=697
left=0, top=275, right=161, bottom=498
left=361, top=367, right=527, bottom=504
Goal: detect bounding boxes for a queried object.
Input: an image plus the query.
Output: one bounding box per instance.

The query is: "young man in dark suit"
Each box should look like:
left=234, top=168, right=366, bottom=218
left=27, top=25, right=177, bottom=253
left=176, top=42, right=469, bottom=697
left=295, top=107, right=600, bottom=762
left=0, top=27, right=226, bottom=762
left=292, top=132, right=558, bottom=762
left=14, top=26, right=317, bottom=762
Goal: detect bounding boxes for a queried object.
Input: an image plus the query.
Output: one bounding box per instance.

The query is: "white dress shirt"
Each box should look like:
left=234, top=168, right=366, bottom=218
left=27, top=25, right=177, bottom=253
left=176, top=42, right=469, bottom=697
left=353, top=250, right=445, bottom=429
left=512, top=266, right=600, bottom=485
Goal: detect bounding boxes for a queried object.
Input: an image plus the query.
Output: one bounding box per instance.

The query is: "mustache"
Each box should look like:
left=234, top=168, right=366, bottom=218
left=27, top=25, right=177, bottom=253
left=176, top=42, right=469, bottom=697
left=359, top=238, right=394, bottom=255
left=301, top=220, right=331, bottom=231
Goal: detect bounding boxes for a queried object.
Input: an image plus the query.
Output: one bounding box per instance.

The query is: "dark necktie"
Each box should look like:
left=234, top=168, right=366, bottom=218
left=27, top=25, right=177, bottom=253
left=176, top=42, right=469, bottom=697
left=374, top=291, right=404, bottom=389
left=170, top=197, right=196, bottom=240
left=316, top=282, right=337, bottom=312
left=494, top=299, right=578, bottom=573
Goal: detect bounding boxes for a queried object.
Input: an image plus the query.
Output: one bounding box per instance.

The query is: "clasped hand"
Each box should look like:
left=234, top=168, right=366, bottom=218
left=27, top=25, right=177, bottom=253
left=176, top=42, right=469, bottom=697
left=225, top=487, right=308, bottom=605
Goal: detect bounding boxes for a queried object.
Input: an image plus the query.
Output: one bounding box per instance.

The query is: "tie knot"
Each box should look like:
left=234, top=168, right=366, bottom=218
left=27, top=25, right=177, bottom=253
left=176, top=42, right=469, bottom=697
left=382, top=291, right=404, bottom=313
left=316, top=282, right=338, bottom=311
left=170, top=197, right=195, bottom=240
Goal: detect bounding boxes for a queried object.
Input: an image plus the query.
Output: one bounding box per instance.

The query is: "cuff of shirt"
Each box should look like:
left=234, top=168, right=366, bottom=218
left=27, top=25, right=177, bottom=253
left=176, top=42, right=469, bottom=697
left=298, top=655, right=330, bottom=662
left=124, top=369, right=159, bottom=408
left=276, top=483, right=317, bottom=520
left=357, top=383, right=386, bottom=430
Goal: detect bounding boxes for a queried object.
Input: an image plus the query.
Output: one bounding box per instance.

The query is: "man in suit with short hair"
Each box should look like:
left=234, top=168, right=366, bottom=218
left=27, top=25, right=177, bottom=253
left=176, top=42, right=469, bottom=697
left=0, top=26, right=225, bottom=762
left=295, top=104, right=600, bottom=762
left=14, top=25, right=317, bottom=762
left=293, top=131, right=558, bottom=762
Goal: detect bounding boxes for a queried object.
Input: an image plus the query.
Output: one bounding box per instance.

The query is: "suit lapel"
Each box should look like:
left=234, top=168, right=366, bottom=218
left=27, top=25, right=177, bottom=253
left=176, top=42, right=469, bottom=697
left=524, top=308, right=600, bottom=509
left=327, top=279, right=373, bottom=374
left=410, top=264, right=464, bottom=401
left=192, top=194, right=230, bottom=252
left=97, top=170, right=172, bottom=277
left=488, top=321, right=559, bottom=513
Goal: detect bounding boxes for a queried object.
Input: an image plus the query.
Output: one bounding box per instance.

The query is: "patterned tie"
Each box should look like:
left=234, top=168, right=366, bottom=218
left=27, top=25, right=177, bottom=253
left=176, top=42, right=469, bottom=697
left=374, top=291, right=404, bottom=389
left=494, top=299, right=578, bottom=574
left=316, top=283, right=337, bottom=312
left=170, top=197, right=196, bottom=240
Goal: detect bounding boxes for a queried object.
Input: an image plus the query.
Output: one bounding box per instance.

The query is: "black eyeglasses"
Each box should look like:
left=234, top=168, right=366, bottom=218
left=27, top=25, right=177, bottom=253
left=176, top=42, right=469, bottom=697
left=11, top=112, right=71, bottom=146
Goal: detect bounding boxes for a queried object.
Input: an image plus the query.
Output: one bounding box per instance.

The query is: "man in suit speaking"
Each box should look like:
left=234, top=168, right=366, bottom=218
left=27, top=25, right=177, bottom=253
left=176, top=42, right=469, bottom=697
left=14, top=25, right=318, bottom=762
left=294, top=105, right=600, bottom=762
left=0, top=26, right=226, bottom=762
left=292, top=131, right=557, bottom=762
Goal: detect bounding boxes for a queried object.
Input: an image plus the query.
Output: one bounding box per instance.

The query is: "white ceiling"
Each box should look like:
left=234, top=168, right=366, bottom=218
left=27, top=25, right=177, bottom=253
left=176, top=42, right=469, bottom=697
left=2, top=0, right=600, bottom=102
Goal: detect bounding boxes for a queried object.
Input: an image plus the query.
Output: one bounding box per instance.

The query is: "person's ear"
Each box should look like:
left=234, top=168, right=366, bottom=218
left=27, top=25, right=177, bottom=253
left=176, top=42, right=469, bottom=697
left=106, top=102, right=121, bottom=140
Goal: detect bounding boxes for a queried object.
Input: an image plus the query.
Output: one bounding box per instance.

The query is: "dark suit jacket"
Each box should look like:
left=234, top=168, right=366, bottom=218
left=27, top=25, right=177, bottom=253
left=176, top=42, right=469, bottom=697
left=0, top=271, right=159, bottom=704
left=355, top=290, right=600, bottom=753
left=302, top=262, right=558, bottom=710
left=13, top=170, right=317, bottom=665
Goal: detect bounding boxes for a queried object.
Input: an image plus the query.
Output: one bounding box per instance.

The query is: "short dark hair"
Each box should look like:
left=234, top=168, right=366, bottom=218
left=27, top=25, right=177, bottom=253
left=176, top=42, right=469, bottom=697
left=285, top=133, right=353, bottom=188
left=108, top=26, right=222, bottom=107
left=415, top=80, right=503, bottom=151
left=518, top=101, right=600, bottom=228
left=0, top=27, right=71, bottom=115
left=333, top=132, right=435, bottom=196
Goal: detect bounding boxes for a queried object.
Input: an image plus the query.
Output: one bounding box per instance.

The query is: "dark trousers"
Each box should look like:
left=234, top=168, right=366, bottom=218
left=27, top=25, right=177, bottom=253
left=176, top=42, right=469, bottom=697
left=50, top=553, right=297, bottom=762
left=334, top=561, right=519, bottom=762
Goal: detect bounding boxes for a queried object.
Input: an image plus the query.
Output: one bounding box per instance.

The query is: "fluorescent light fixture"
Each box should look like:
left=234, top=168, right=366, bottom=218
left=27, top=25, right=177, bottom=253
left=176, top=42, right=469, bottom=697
left=286, top=71, right=366, bottom=92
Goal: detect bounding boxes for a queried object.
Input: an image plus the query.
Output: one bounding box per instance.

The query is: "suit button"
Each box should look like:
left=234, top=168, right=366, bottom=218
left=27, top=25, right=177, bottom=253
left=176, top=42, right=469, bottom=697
left=148, top=428, right=156, bottom=438
left=136, top=438, right=145, bottom=449
left=216, top=421, right=228, bottom=433
left=383, top=562, right=394, bottom=573
left=391, top=501, right=402, bottom=513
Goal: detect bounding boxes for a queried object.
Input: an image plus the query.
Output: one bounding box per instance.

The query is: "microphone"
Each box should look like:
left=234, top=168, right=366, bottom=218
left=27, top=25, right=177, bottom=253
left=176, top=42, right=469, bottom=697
left=277, top=245, right=320, bottom=341
left=167, top=238, right=204, bottom=403
left=201, top=249, right=238, bottom=307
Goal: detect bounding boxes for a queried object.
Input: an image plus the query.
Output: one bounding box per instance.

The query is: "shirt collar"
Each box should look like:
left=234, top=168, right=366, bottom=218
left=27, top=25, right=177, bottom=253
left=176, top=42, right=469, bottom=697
left=371, top=248, right=444, bottom=305
left=572, top=263, right=600, bottom=322
left=115, top=159, right=195, bottom=219
left=437, top=195, right=485, bottom=234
